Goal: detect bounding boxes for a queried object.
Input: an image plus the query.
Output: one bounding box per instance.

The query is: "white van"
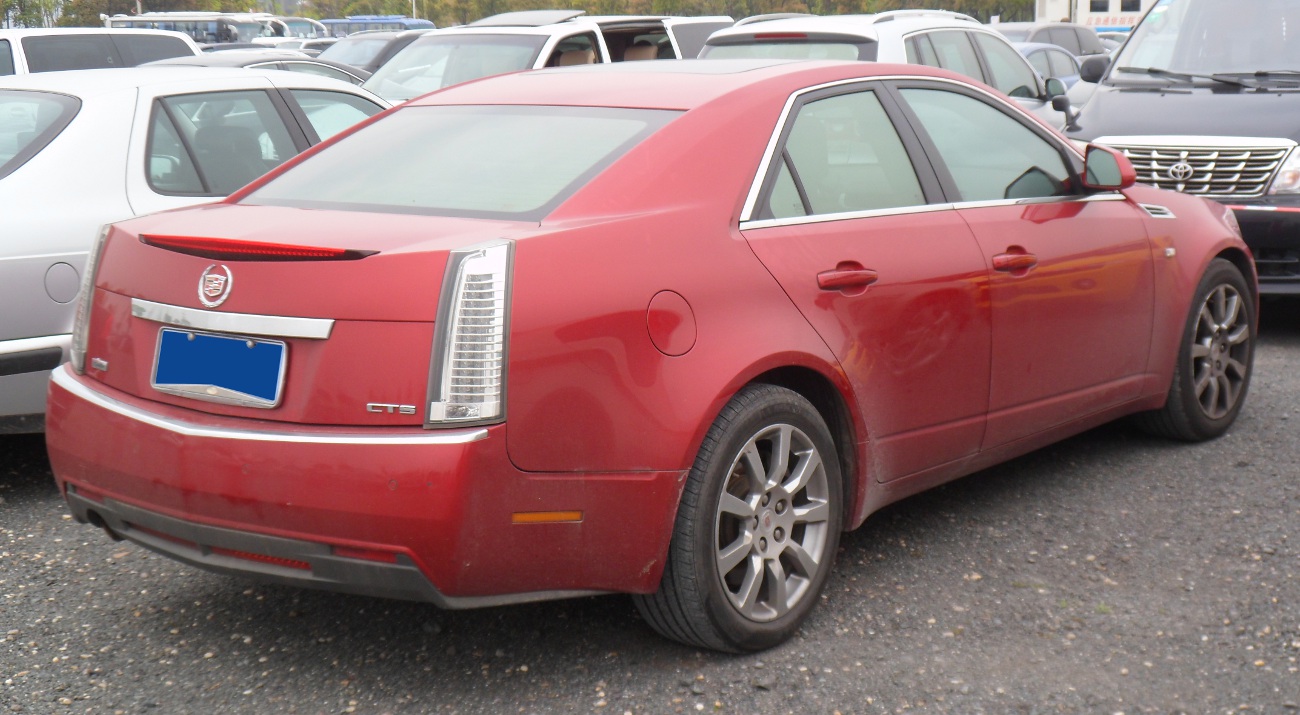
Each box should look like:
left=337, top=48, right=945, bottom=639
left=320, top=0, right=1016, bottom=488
left=0, top=28, right=201, bottom=76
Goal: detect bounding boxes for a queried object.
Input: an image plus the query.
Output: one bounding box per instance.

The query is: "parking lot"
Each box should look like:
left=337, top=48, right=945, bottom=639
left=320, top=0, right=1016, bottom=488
left=2, top=303, right=1297, bottom=714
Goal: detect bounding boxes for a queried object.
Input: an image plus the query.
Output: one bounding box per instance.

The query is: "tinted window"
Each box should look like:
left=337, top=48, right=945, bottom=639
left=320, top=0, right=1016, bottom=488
left=0, top=90, right=80, bottom=180
left=1048, top=49, right=1079, bottom=77
left=765, top=90, right=924, bottom=219
left=921, top=31, right=984, bottom=83
left=900, top=88, right=1072, bottom=202
left=245, top=105, right=679, bottom=221
left=973, top=33, right=1039, bottom=97
left=318, top=37, right=392, bottom=66
left=22, top=35, right=121, bottom=72
left=905, top=35, right=941, bottom=66
left=147, top=106, right=205, bottom=194
left=155, top=90, right=298, bottom=195
left=288, top=89, right=383, bottom=140
left=0, top=40, right=13, bottom=76
left=997, top=28, right=1030, bottom=42
left=668, top=21, right=735, bottom=58
left=112, top=34, right=195, bottom=65
left=1048, top=27, right=1081, bottom=55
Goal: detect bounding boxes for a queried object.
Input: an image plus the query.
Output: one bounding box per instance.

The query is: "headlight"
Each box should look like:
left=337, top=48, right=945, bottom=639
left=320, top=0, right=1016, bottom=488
left=1267, top=146, right=1300, bottom=194
left=69, top=225, right=110, bottom=375
left=425, top=240, right=513, bottom=427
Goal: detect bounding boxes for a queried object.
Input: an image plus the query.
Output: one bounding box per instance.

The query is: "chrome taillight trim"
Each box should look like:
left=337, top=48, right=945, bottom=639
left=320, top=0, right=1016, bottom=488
left=70, top=225, right=110, bottom=375
left=131, top=299, right=334, bottom=340
left=51, top=365, right=488, bottom=445
left=425, top=240, right=513, bottom=428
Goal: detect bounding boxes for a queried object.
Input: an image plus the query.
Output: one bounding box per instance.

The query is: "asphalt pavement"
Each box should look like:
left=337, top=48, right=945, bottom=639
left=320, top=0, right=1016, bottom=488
left=3, top=302, right=1298, bottom=715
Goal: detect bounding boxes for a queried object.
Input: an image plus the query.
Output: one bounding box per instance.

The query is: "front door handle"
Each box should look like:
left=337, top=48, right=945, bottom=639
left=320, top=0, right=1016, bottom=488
left=817, top=266, right=879, bottom=291
left=992, top=251, right=1038, bottom=273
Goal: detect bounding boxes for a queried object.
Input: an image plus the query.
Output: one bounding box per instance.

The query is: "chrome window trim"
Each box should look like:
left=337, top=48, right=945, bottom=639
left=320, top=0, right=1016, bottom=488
left=0, top=333, right=70, bottom=357
left=51, top=366, right=489, bottom=446
left=131, top=298, right=334, bottom=340
left=741, top=192, right=1127, bottom=231
left=740, top=74, right=1084, bottom=223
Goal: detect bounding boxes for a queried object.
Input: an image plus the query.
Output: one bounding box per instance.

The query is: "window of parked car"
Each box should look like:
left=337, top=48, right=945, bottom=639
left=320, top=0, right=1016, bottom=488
left=112, top=34, right=196, bottom=65
left=899, top=87, right=1072, bottom=202
left=0, top=90, right=80, bottom=180
left=972, top=32, right=1038, bottom=97
left=243, top=105, right=680, bottom=220
left=1048, top=49, right=1080, bottom=77
left=0, top=41, right=13, bottom=76
left=273, top=60, right=363, bottom=85
left=907, top=32, right=984, bottom=85
left=22, top=35, right=126, bottom=72
left=364, top=34, right=547, bottom=102
left=764, top=89, right=925, bottom=219
left=1046, top=27, right=1082, bottom=55
left=147, top=90, right=298, bottom=196
left=288, top=89, right=383, bottom=141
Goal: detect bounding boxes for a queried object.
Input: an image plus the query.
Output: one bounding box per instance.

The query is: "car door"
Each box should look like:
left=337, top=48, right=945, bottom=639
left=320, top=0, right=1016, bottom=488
left=739, top=81, right=992, bottom=483
left=889, top=79, right=1154, bottom=450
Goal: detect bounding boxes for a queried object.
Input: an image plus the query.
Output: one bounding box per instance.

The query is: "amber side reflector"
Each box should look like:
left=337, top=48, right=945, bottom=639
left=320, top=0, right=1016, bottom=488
left=140, top=234, right=377, bottom=262
left=332, top=546, right=399, bottom=564
left=511, top=511, right=583, bottom=524
left=210, top=546, right=311, bottom=571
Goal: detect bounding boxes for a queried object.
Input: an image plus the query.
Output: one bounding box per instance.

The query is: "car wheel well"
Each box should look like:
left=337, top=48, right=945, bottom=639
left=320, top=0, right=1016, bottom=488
left=749, top=367, right=857, bottom=525
left=1215, top=247, right=1257, bottom=304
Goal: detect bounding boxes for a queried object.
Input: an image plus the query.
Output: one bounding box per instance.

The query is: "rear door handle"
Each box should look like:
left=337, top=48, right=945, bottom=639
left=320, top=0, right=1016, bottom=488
left=992, top=252, right=1038, bottom=273
left=817, top=267, right=879, bottom=291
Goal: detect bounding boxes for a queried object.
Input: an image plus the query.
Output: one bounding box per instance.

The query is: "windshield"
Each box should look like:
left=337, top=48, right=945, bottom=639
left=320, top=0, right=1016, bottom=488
left=1114, top=0, right=1300, bottom=76
left=363, top=35, right=546, bottom=102
left=700, top=39, right=871, bottom=61
left=244, top=105, right=681, bottom=221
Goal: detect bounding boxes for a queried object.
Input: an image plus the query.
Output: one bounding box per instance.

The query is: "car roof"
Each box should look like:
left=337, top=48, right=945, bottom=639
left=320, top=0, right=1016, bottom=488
left=1013, top=41, right=1076, bottom=54
left=994, top=21, right=1090, bottom=30
left=707, top=10, right=978, bottom=43
left=0, top=65, right=376, bottom=96
left=409, top=57, right=976, bottom=112
left=153, top=50, right=315, bottom=66
left=0, top=27, right=198, bottom=39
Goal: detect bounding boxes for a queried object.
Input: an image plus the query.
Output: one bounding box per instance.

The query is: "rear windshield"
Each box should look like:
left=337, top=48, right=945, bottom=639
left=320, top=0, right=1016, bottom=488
left=22, top=35, right=122, bottom=72
left=700, top=38, right=875, bottom=61
left=364, top=34, right=547, bottom=102
left=0, top=90, right=80, bottom=180
left=244, top=105, right=680, bottom=221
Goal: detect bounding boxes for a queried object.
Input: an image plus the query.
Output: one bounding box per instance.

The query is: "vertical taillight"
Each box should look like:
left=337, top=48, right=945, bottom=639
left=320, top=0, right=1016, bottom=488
left=70, top=225, right=110, bottom=375
left=425, top=240, right=513, bottom=427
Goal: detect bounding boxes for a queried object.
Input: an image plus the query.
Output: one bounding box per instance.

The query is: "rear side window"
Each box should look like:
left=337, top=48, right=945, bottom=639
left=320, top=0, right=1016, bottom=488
left=21, top=35, right=121, bottom=72
left=0, top=40, right=13, bottom=76
left=147, top=90, right=298, bottom=196
left=973, top=33, right=1039, bottom=98
left=917, top=31, right=984, bottom=83
left=0, top=90, right=80, bottom=180
left=1047, top=27, right=1082, bottom=55
left=111, top=34, right=195, bottom=65
left=245, top=105, right=680, bottom=221
left=287, top=89, right=383, bottom=141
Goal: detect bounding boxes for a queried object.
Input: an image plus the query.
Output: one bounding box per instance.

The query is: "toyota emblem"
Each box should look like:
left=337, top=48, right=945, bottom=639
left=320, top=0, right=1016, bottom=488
left=1167, top=162, right=1195, bottom=181
left=198, top=264, right=233, bottom=308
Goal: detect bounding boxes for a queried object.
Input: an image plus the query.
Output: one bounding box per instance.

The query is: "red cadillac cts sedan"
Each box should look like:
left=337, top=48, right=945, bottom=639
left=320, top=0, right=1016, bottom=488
left=46, top=59, right=1256, bottom=653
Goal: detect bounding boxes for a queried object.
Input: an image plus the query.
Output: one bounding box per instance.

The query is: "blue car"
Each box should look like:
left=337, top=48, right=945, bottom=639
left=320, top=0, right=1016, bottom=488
left=1015, top=41, right=1082, bottom=88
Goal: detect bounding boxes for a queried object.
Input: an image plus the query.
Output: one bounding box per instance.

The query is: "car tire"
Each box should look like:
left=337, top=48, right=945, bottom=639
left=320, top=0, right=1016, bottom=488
left=634, top=384, right=843, bottom=652
left=1135, top=258, right=1255, bottom=441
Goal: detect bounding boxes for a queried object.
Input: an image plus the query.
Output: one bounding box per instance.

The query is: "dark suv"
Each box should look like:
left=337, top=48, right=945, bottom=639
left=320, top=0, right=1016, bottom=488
left=1064, top=0, right=1300, bottom=292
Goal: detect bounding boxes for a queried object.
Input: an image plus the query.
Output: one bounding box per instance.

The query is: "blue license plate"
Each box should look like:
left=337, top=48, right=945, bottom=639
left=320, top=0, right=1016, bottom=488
left=152, top=329, right=287, bottom=408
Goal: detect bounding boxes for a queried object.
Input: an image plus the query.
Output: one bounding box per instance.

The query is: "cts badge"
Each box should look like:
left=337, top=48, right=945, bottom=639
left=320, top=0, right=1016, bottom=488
left=198, top=264, right=233, bottom=308
left=367, top=403, right=417, bottom=415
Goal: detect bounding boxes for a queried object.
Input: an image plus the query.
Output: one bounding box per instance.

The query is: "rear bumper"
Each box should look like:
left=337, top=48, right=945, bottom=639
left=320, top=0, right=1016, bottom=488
left=46, top=365, right=685, bottom=606
left=1226, top=201, right=1300, bottom=293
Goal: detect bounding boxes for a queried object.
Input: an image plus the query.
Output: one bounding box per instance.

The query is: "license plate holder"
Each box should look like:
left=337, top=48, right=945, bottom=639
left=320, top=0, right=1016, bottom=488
left=152, top=328, right=287, bottom=408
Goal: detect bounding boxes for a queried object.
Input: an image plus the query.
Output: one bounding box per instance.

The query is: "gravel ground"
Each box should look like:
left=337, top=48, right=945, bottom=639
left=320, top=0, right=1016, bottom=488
left=3, top=304, right=1299, bottom=715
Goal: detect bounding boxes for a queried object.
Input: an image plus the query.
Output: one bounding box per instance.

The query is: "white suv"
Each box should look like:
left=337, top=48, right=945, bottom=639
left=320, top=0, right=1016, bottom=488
left=0, top=28, right=201, bottom=75
left=701, top=11, right=1069, bottom=128
left=363, top=10, right=734, bottom=102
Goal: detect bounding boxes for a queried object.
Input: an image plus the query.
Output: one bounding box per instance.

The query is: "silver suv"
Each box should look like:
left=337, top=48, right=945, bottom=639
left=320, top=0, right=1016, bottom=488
left=701, top=11, right=1069, bottom=128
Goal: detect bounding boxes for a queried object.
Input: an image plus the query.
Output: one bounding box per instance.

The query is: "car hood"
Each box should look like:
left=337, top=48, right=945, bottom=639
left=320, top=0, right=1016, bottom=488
left=1067, top=82, right=1300, bottom=142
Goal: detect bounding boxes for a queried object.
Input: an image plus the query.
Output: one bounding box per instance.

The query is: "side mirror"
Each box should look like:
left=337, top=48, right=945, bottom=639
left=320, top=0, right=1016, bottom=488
left=1082, top=144, right=1136, bottom=190
left=1044, top=77, right=1068, bottom=99
left=1052, top=94, right=1080, bottom=131
left=1079, top=54, right=1110, bottom=84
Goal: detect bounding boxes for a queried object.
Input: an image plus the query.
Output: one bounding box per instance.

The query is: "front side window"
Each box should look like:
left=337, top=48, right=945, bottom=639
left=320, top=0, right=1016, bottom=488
left=1048, top=50, right=1080, bottom=77
left=148, top=90, right=297, bottom=196
left=21, top=35, right=121, bottom=72
left=0, top=90, right=80, bottom=181
left=900, top=87, right=1073, bottom=202
left=763, top=90, right=925, bottom=220
left=364, top=34, right=546, bottom=102
left=288, top=89, right=384, bottom=141
left=0, top=40, right=14, bottom=76
left=1027, top=50, right=1052, bottom=78
left=245, top=105, right=679, bottom=221
left=973, top=32, right=1039, bottom=98
left=917, top=31, right=985, bottom=84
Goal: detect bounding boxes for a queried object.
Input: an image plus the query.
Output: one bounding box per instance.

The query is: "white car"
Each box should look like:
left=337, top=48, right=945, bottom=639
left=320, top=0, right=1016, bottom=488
left=701, top=10, right=1071, bottom=128
left=0, top=28, right=201, bottom=75
left=0, top=67, right=388, bottom=432
left=363, top=10, right=734, bottom=102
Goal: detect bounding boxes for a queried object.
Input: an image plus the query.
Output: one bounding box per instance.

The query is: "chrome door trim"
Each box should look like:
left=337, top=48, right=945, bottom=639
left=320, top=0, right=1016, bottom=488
left=131, top=298, right=334, bottom=340
left=51, top=366, right=489, bottom=446
left=740, top=193, right=1128, bottom=231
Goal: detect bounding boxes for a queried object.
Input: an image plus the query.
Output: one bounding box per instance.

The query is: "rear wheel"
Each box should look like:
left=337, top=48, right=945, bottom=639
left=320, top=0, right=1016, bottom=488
left=634, top=384, right=842, bottom=652
left=1136, top=258, right=1254, bottom=441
